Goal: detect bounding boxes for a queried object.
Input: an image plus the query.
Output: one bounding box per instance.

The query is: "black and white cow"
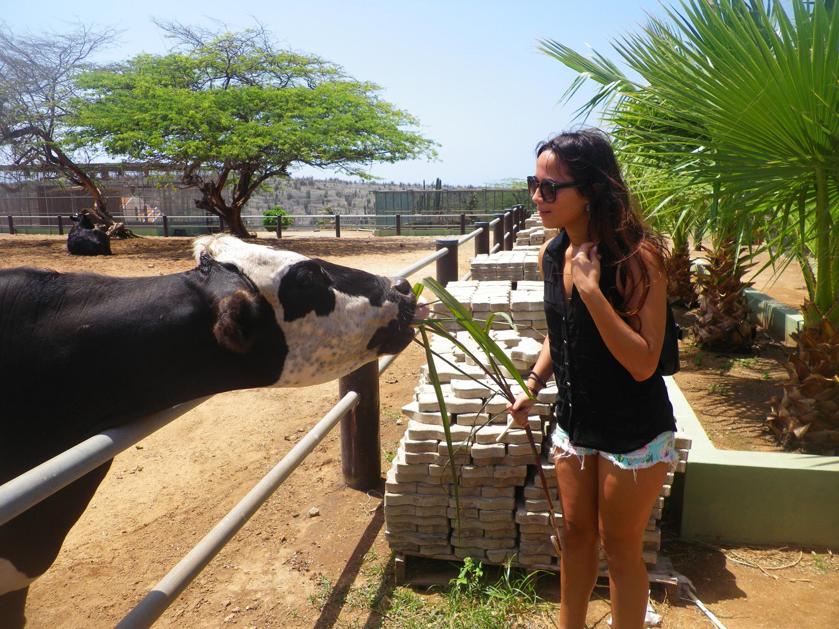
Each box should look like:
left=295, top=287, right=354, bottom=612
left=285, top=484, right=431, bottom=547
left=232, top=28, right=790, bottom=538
left=0, top=235, right=426, bottom=626
left=67, top=211, right=111, bottom=256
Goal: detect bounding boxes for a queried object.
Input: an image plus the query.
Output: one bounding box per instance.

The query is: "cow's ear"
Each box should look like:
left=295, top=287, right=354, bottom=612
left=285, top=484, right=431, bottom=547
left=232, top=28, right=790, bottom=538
left=213, top=290, right=264, bottom=353
left=199, top=252, right=214, bottom=273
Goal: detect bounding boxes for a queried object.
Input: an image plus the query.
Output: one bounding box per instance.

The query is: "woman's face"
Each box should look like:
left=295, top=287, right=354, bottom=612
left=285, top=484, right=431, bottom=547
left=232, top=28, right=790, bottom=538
left=531, top=150, right=589, bottom=231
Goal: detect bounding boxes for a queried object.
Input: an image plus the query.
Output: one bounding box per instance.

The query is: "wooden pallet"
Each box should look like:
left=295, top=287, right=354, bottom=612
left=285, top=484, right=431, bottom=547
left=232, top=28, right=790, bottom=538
left=394, top=552, right=682, bottom=600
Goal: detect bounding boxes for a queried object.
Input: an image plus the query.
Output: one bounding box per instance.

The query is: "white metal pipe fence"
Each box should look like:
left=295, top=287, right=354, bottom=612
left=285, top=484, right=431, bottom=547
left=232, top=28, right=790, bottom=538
left=0, top=207, right=525, bottom=625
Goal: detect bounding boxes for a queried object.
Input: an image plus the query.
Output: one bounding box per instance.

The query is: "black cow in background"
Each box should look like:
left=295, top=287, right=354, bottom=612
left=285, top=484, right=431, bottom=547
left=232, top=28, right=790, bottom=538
left=67, top=211, right=111, bottom=256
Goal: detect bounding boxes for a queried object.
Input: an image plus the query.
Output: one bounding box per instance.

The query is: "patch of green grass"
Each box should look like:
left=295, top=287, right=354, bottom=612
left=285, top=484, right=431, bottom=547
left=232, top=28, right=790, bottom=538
left=707, top=383, right=730, bottom=395
left=693, top=352, right=705, bottom=367
left=811, top=552, right=835, bottom=574
left=382, top=587, right=446, bottom=628
left=716, top=357, right=734, bottom=373
left=383, top=408, right=402, bottom=423
left=384, top=449, right=396, bottom=463
left=735, top=357, right=757, bottom=370
left=347, top=579, right=384, bottom=611
left=762, top=370, right=772, bottom=380
left=381, top=558, right=552, bottom=629
left=361, top=549, right=388, bottom=580
left=308, top=574, right=336, bottom=610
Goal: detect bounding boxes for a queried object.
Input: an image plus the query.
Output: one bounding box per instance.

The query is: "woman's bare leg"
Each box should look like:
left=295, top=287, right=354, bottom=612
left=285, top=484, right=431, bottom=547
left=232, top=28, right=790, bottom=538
left=598, top=459, right=669, bottom=629
left=555, top=454, right=599, bottom=629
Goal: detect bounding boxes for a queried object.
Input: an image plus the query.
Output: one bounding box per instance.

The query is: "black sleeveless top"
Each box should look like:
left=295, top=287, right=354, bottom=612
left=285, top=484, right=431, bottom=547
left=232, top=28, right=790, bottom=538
left=543, top=231, right=676, bottom=453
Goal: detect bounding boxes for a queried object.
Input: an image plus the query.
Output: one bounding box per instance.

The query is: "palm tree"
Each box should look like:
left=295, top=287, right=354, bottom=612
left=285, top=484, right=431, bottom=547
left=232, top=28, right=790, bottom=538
left=541, top=0, right=839, bottom=452
left=620, top=159, right=702, bottom=308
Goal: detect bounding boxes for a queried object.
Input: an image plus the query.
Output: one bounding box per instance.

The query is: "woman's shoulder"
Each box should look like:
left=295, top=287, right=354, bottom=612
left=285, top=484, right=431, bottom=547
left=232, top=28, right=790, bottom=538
left=633, top=237, right=666, bottom=278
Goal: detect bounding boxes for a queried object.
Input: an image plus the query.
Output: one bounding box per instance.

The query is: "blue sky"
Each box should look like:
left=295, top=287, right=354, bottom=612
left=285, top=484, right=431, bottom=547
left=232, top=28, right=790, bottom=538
left=4, top=1, right=668, bottom=186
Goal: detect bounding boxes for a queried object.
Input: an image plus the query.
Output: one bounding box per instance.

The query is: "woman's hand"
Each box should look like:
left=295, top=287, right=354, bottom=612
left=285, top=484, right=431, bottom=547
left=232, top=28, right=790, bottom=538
left=506, top=393, right=535, bottom=428
left=571, top=242, right=601, bottom=296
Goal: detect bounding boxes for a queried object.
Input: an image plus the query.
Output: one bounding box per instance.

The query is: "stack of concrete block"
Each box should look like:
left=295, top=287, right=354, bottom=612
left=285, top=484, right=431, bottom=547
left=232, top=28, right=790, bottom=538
left=516, top=461, right=562, bottom=567
left=428, top=281, right=478, bottom=332
left=384, top=326, right=559, bottom=563
left=470, top=250, right=540, bottom=281
left=516, top=227, right=545, bottom=247
left=516, top=225, right=562, bottom=247
left=523, top=215, right=559, bottom=241
left=510, top=281, right=547, bottom=339
left=469, top=254, right=493, bottom=281
left=469, top=281, right=513, bottom=328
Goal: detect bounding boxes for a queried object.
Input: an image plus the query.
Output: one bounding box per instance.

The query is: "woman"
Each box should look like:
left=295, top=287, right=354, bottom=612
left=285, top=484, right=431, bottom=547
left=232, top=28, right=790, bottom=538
left=507, top=129, right=677, bottom=629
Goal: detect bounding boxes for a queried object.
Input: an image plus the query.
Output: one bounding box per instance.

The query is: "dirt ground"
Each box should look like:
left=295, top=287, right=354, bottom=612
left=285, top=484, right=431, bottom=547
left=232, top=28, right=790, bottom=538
left=2, top=233, right=836, bottom=628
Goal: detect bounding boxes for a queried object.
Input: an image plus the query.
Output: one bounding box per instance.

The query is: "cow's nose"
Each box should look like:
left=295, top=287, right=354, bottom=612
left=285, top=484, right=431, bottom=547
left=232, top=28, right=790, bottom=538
left=393, top=278, right=412, bottom=295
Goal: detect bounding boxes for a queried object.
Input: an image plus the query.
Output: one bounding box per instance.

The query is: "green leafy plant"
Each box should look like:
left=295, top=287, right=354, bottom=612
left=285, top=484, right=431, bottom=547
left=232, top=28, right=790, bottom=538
left=444, top=558, right=549, bottom=627
left=449, top=556, right=485, bottom=602
left=262, top=205, right=293, bottom=230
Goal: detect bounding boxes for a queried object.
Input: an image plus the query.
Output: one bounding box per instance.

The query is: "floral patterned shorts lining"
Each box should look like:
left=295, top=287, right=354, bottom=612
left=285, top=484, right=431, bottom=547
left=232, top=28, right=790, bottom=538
left=549, top=425, right=678, bottom=472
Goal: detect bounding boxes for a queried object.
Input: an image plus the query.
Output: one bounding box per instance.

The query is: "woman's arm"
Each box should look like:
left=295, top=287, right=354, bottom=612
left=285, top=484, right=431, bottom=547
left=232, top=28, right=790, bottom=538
left=573, top=242, right=666, bottom=381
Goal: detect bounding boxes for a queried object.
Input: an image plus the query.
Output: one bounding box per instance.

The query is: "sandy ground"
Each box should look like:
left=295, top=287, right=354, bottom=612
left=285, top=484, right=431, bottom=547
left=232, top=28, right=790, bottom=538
left=1, top=233, right=835, bottom=629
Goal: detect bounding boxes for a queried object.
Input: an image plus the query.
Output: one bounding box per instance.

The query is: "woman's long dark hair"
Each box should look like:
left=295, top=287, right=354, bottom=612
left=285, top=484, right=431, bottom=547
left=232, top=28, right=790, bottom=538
left=536, top=128, right=666, bottom=320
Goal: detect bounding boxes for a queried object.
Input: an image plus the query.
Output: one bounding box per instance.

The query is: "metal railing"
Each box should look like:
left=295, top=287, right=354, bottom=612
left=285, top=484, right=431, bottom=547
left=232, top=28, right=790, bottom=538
left=0, top=205, right=528, bottom=626
left=0, top=210, right=526, bottom=239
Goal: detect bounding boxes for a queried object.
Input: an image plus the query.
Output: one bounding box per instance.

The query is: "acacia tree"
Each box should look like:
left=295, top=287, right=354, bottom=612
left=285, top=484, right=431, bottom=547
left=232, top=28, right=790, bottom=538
left=0, top=24, right=124, bottom=230
left=72, top=22, right=436, bottom=237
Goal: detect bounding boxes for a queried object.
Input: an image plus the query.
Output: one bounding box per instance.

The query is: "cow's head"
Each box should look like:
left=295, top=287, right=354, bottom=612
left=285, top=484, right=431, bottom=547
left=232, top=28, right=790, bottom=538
left=194, top=235, right=427, bottom=387
left=70, top=211, right=96, bottom=230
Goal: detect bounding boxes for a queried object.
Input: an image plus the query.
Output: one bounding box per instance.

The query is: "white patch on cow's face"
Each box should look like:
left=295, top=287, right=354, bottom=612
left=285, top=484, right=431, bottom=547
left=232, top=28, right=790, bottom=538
left=194, top=235, right=306, bottom=293
left=194, top=235, right=413, bottom=386
left=275, top=289, right=402, bottom=386
left=0, top=558, right=34, bottom=596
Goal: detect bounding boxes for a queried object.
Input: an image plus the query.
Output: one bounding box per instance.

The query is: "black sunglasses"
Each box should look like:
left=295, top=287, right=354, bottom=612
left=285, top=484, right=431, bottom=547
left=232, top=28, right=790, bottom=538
left=527, top=175, right=580, bottom=203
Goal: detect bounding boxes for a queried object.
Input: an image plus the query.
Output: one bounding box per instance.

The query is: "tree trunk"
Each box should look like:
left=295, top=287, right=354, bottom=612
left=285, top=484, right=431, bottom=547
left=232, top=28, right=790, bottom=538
left=767, top=302, right=839, bottom=455
left=43, top=140, right=136, bottom=238
left=44, top=142, right=109, bottom=221
left=190, top=166, right=286, bottom=239
left=225, top=207, right=252, bottom=239
left=666, top=240, right=698, bottom=307
left=195, top=179, right=254, bottom=239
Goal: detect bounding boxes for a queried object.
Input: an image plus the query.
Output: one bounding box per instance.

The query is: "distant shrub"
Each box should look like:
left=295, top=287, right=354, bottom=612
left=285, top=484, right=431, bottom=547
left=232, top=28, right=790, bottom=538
left=263, top=206, right=293, bottom=230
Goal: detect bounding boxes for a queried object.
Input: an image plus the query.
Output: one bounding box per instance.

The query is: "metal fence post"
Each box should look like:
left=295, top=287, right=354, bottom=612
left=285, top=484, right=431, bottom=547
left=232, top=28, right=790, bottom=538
left=436, top=238, right=459, bottom=285
left=339, top=361, right=380, bottom=490
left=335, top=214, right=341, bottom=238
left=475, top=221, right=489, bottom=256
left=7, top=216, right=14, bottom=235
left=459, top=213, right=466, bottom=235
left=503, top=211, right=513, bottom=250
left=493, top=214, right=504, bottom=251
left=162, top=215, right=169, bottom=237
left=396, top=214, right=401, bottom=236
left=57, top=215, right=64, bottom=236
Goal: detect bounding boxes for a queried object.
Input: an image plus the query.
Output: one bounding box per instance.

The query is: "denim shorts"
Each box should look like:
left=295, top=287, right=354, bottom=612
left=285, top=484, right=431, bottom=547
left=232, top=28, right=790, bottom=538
left=550, top=424, right=678, bottom=471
